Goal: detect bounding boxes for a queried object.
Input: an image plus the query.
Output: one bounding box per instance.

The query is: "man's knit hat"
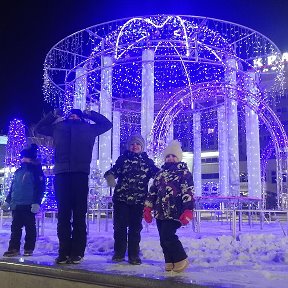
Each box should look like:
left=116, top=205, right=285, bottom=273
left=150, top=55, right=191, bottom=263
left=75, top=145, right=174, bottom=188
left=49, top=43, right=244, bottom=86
left=163, top=140, right=183, bottom=161
left=20, top=143, right=38, bottom=160
left=68, top=109, right=83, bottom=119
left=126, top=134, right=145, bottom=151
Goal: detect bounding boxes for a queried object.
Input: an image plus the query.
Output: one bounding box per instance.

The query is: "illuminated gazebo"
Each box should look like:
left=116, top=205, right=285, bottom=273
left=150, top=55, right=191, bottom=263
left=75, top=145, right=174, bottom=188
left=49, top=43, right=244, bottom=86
left=42, top=15, right=288, bottom=208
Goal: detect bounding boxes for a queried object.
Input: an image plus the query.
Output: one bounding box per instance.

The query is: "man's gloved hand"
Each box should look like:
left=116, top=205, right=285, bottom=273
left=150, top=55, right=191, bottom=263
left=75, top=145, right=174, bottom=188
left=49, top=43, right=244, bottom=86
left=179, top=210, right=193, bottom=225
left=105, top=174, right=116, bottom=187
left=1, top=202, right=10, bottom=211
left=143, top=207, right=153, bottom=223
left=83, top=109, right=92, bottom=119
left=31, top=204, right=40, bottom=214
left=53, top=108, right=63, bottom=118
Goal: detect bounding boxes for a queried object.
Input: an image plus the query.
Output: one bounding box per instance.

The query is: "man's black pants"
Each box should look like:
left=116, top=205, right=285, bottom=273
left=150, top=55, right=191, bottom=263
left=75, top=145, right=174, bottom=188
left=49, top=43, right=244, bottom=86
left=54, top=172, right=88, bottom=258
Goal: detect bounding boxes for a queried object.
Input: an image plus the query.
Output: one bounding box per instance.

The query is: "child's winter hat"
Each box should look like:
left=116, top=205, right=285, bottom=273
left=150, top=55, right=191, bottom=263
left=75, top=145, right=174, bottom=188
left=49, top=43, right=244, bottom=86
left=20, top=143, right=38, bottom=160
left=163, top=140, right=183, bottom=161
left=127, top=134, right=145, bottom=151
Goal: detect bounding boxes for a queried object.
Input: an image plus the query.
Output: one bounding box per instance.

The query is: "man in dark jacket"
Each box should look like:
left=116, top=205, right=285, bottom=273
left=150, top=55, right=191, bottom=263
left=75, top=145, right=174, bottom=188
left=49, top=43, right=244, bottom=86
left=35, top=108, right=112, bottom=264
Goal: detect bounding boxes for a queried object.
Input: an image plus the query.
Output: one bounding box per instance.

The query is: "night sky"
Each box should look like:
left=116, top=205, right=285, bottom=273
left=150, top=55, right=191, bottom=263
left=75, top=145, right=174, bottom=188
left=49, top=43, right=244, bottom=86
left=1, top=0, right=287, bottom=134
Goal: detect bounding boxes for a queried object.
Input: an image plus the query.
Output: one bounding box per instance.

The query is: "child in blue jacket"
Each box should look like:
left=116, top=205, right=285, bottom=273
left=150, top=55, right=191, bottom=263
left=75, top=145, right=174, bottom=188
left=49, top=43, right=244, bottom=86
left=1, top=144, right=45, bottom=257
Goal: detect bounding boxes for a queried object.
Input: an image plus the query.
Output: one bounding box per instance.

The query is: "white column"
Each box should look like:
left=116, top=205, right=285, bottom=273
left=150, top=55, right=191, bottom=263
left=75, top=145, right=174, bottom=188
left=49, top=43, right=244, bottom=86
left=73, top=67, right=87, bottom=110
left=141, top=49, right=154, bottom=145
left=90, top=103, right=99, bottom=172
left=99, top=56, right=112, bottom=178
left=218, top=106, right=229, bottom=196
left=245, top=72, right=261, bottom=198
left=112, top=111, right=121, bottom=165
left=193, top=113, right=202, bottom=197
left=225, top=58, right=240, bottom=197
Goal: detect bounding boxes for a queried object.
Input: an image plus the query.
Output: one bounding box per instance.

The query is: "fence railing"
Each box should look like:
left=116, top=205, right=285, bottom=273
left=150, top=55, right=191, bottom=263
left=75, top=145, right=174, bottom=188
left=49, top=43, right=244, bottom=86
left=1, top=208, right=288, bottom=238
left=193, top=209, right=288, bottom=237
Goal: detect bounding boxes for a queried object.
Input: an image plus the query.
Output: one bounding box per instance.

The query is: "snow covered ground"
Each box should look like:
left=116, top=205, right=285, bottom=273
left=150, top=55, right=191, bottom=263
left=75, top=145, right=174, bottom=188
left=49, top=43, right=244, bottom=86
left=0, top=211, right=288, bottom=288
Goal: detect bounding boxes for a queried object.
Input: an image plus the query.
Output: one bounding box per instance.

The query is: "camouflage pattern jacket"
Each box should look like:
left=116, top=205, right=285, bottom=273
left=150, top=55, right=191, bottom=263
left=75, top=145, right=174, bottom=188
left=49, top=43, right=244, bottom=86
left=145, top=162, right=194, bottom=220
left=104, top=150, right=159, bottom=205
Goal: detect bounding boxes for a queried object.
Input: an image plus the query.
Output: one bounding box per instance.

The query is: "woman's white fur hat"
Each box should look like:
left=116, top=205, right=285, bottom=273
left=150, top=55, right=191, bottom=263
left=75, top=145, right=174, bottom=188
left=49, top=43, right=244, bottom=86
left=163, top=140, right=183, bottom=161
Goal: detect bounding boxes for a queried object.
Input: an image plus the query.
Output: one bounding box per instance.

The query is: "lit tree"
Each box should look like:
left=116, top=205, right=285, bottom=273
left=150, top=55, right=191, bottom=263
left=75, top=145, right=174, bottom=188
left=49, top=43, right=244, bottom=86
left=2, top=119, right=26, bottom=198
